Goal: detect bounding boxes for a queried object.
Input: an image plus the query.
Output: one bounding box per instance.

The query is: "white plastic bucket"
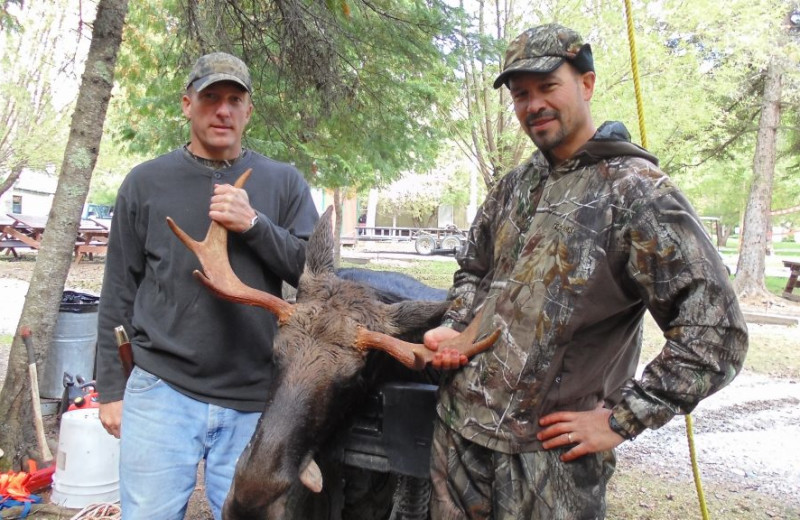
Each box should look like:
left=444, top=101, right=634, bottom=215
left=51, top=407, right=120, bottom=509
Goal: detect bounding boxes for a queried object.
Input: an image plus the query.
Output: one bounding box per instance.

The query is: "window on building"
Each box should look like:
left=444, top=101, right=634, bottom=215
left=12, top=195, right=22, bottom=213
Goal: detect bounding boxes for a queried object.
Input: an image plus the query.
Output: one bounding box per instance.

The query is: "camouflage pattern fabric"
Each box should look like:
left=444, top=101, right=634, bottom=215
left=438, top=122, right=748, bottom=454
left=187, top=52, right=253, bottom=93
left=493, top=24, right=593, bottom=88
left=430, top=418, right=615, bottom=519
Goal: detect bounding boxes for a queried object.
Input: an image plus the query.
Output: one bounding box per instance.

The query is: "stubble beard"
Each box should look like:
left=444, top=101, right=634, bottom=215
left=526, top=111, right=565, bottom=153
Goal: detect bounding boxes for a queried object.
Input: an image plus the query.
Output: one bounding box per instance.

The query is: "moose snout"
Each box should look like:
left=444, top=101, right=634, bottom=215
left=223, top=467, right=293, bottom=520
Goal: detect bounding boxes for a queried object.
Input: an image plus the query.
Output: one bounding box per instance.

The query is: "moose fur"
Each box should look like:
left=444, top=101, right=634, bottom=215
left=220, top=208, right=448, bottom=519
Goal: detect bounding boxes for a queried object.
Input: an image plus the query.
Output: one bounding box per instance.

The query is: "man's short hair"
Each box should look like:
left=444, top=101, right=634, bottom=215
left=186, top=52, right=252, bottom=94
left=493, top=24, right=594, bottom=89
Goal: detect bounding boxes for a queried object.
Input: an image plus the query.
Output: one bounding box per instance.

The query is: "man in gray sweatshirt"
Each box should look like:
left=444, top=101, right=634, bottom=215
left=96, top=52, right=318, bottom=519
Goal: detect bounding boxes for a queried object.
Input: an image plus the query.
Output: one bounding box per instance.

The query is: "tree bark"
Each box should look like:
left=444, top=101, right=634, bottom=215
left=0, top=0, right=128, bottom=470
left=333, top=187, right=342, bottom=268
left=0, top=163, right=23, bottom=198
left=733, top=60, right=782, bottom=300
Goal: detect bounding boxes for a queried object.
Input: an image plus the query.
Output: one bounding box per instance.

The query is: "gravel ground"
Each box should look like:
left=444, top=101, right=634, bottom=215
left=615, top=370, right=800, bottom=507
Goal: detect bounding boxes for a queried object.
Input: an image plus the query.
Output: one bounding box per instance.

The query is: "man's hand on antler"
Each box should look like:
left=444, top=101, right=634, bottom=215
left=210, top=183, right=257, bottom=233
left=424, top=326, right=468, bottom=370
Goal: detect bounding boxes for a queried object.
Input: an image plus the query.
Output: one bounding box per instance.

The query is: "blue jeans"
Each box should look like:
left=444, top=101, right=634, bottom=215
left=120, top=366, right=261, bottom=520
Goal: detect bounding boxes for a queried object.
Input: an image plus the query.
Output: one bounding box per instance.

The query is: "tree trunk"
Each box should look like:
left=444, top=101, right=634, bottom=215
left=455, top=0, right=528, bottom=190
left=720, top=225, right=732, bottom=248
left=333, top=187, right=342, bottom=268
left=0, top=0, right=128, bottom=470
left=0, top=163, right=23, bottom=198
left=733, top=60, right=782, bottom=301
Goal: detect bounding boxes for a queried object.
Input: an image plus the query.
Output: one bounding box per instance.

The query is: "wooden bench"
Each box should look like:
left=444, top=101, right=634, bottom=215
left=73, top=221, right=110, bottom=263
left=1, top=214, right=111, bottom=263
left=0, top=238, right=33, bottom=258
left=783, top=260, right=800, bottom=302
left=74, top=242, right=108, bottom=263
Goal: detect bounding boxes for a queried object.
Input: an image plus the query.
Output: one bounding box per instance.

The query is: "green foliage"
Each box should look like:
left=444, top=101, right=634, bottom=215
left=108, top=0, right=187, bottom=155
left=460, top=0, right=798, bottom=226
left=640, top=0, right=797, bottom=224
left=108, top=0, right=460, bottom=192
left=0, top=2, right=76, bottom=178
left=95, top=0, right=800, bottom=228
left=0, top=0, right=22, bottom=31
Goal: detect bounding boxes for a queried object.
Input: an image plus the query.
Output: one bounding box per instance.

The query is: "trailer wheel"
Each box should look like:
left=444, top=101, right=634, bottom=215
left=439, top=235, right=462, bottom=252
left=414, top=236, right=436, bottom=255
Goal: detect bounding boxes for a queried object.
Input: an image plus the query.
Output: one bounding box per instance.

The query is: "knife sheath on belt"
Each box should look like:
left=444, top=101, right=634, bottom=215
left=114, top=325, right=134, bottom=379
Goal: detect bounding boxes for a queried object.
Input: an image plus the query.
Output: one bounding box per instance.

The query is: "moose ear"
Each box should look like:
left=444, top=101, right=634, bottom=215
left=386, top=300, right=450, bottom=339
left=305, top=206, right=336, bottom=276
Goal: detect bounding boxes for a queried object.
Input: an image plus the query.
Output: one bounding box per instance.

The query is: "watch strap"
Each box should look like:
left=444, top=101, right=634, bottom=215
left=245, top=214, right=258, bottom=232
left=608, top=412, right=635, bottom=441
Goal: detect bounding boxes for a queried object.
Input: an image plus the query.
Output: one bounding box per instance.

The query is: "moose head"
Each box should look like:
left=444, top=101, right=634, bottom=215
left=167, top=169, right=498, bottom=519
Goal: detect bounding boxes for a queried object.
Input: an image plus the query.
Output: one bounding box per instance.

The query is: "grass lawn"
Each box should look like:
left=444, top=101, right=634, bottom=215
left=607, top=468, right=799, bottom=520
left=766, top=275, right=789, bottom=296
left=341, top=259, right=458, bottom=290
left=724, top=237, right=800, bottom=253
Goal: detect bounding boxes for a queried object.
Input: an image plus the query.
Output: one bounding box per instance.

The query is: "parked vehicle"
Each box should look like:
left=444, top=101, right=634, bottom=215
left=413, top=224, right=466, bottom=256
left=82, top=203, right=113, bottom=220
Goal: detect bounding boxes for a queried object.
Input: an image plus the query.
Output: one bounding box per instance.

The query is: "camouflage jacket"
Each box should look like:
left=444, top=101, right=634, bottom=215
left=438, top=122, right=748, bottom=454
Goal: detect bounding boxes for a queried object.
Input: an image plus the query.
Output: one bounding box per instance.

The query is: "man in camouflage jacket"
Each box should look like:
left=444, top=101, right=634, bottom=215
left=424, top=24, right=748, bottom=519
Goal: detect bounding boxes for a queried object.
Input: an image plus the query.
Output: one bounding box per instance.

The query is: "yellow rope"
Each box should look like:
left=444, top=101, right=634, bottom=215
left=623, top=0, right=648, bottom=149
left=685, top=415, right=711, bottom=519
left=622, top=2, right=709, bottom=519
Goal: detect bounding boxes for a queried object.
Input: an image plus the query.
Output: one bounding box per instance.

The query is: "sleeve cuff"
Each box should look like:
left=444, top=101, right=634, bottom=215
left=611, top=404, right=646, bottom=440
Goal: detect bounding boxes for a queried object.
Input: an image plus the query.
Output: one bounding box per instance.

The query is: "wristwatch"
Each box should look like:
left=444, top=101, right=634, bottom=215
left=245, top=214, right=258, bottom=232
left=608, top=412, right=634, bottom=441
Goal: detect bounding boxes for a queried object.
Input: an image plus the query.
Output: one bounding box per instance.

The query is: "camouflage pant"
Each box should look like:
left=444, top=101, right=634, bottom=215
left=429, top=418, right=616, bottom=520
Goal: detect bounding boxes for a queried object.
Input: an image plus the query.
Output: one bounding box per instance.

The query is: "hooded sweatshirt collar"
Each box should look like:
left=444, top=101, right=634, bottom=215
left=540, top=121, right=659, bottom=172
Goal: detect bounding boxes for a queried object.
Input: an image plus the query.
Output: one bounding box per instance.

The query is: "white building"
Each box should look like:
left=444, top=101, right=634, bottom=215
left=0, top=167, right=58, bottom=217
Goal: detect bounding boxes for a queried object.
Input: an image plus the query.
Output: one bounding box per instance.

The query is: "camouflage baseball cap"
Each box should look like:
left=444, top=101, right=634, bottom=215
left=493, top=24, right=594, bottom=89
left=187, top=52, right=252, bottom=93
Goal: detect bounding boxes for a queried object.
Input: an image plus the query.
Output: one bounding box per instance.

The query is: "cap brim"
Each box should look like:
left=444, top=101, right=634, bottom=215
left=493, top=56, right=565, bottom=89
left=191, top=73, right=251, bottom=93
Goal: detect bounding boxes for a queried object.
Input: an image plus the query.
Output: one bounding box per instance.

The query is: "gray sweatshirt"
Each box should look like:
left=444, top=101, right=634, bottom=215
left=96, top=148, right=318, bottom=412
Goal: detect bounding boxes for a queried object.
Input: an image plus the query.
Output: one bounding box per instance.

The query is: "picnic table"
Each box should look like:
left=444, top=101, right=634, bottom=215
left=1, top=213, right=110, bottom=263
left=1, top=213, right=47, bottom=258
left=74, top=218, right=110, bottom=264
left=783, top=260, right=800, bottom=302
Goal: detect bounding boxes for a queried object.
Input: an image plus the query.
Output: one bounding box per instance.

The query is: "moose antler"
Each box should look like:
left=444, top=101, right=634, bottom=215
left=169, top=180, right=497, bottom=370
left=354, top=308, right=500, bottom=371
left=166, top=168, right=294, bottom=323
